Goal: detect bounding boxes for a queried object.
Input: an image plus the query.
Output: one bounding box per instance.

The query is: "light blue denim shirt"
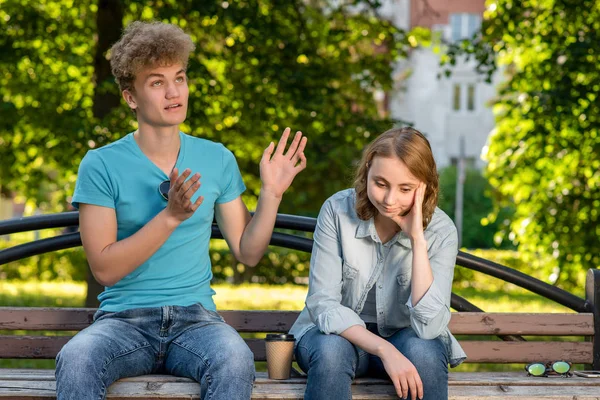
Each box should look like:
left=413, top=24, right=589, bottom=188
left=289, top=189, right=467, bottom=367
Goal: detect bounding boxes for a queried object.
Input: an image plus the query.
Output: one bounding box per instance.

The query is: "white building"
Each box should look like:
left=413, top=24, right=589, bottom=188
left=380, top=0, right=501, bottom=169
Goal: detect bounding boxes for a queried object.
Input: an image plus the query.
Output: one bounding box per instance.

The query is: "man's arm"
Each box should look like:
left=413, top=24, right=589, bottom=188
left=80, top=168, right=202, bottom=286
left=215, top=128, right=306, bottom=266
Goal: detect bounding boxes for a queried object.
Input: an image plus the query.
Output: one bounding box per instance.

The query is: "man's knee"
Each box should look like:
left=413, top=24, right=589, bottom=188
left=211, top=337, right=255, bottom=380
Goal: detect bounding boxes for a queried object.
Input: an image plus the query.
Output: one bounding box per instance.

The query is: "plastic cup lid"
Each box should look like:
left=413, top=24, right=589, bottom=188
left=266, top=333, right=295, bottom=341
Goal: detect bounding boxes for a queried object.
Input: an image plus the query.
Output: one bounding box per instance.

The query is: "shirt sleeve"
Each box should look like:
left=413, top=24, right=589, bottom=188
left=305, top=199, right=366, bottom=335
left=406, top=226, right=458, bottom=340
left=71, top=151, right=115, bottom=209
left=216, top=146, right=246, bottom=204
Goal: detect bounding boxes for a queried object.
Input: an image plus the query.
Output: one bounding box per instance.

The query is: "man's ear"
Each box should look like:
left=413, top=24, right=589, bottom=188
left=122, top=90, right=137, bottom=110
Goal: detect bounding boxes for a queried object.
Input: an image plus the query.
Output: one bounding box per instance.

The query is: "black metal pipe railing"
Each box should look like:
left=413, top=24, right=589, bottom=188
left=456, top=251, right=588, bottom=313
left=0, top=211, right=79, bottom=235
left=0, top=212, right=588, bottom=313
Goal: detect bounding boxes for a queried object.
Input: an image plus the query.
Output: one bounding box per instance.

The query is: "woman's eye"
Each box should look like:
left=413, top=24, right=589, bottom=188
left=376, top=182, right=386, bottom=188
left=401, top=188, right=411, bottom=193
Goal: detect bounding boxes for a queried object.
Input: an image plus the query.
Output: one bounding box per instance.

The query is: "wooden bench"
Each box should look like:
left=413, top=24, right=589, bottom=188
left=1, top=212, right=599, bottom=398
left=1, top=302, right=599, bottom=399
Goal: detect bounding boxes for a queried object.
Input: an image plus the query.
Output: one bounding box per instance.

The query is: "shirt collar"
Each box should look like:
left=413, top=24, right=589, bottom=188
left=355, top=217, right=412, bottom=248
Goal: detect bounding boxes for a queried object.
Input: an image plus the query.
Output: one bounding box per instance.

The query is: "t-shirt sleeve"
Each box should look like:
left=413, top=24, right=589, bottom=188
left=216, top=146, right=246, bottom=204
left=71, top=151, right=116, bottom=209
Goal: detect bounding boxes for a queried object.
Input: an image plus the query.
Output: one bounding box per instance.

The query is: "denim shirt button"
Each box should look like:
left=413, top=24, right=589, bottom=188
left=378, top=284, right=382, bottom=289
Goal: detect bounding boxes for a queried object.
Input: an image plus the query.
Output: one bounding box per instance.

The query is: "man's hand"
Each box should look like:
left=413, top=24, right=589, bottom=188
left=165, top=168, right=204, bottom=223
left=260, top=127, right=307, bottom=199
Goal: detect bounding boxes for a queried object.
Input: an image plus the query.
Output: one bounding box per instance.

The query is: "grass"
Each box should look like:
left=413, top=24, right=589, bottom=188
left=0, top=280, right=581, bottom=312
left=0, top=280, right=586, bottom=371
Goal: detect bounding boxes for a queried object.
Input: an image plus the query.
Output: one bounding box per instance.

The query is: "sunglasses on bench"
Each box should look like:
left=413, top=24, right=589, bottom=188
left=525, top=361, right=572, bottom=377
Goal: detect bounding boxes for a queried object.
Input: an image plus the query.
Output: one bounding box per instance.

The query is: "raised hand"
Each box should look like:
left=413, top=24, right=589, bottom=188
left=381, top=348, right=424, bottom=400
left=165, top=168, right=204, bottom=222
left=392, top=182, right=426, bottom=241
left=260, top=127, right=307, bottom=198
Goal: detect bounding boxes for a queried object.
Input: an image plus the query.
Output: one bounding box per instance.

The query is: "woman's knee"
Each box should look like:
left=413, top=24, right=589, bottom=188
left=300, top=332, right=359, bottom=376
left=401, top=336, right=448, bottom=374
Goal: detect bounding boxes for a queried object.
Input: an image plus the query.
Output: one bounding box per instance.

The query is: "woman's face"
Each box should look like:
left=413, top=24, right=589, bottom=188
left=366, top=156, right=421, bottom=219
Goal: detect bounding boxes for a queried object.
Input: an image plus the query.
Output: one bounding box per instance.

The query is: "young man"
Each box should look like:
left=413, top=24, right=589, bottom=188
left=55, top=21, right=307, bottom=400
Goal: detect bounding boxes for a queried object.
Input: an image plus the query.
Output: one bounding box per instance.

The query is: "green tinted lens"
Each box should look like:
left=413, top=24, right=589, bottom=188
left=552, top=361, right=570, bottom=374
left=527, top=363, right=546, bottom=376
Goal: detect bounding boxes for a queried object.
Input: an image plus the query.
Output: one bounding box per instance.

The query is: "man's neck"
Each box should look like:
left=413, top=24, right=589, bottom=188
left=134, top=125, right=181, bottom=170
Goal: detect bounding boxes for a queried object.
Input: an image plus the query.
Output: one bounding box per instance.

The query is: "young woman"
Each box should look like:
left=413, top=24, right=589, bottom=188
left=289, top=127, right=465, bottom=400
left=56, top=21, right=307, bottom=400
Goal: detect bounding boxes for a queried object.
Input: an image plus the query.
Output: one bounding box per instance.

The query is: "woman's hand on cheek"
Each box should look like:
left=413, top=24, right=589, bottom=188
left=392, top=182, right=426, bottom=241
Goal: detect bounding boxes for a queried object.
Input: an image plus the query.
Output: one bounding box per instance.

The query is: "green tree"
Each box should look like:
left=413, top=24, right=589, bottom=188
left=444, top=0, right=600, bottom=289
left=438, top=166, right=513, bottom=250
left=0, top=0, right=421, bottom=213
left=0, top=1, right=426, bottom=292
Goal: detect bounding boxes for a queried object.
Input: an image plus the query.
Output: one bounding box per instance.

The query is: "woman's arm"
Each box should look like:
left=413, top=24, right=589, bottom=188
left=392, top=183, right=457, bottom=339
left=341, top=326, right=423, bottom=400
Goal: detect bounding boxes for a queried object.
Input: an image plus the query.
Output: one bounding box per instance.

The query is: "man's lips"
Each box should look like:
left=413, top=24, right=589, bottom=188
left=164, top=103, right=182, bottom=110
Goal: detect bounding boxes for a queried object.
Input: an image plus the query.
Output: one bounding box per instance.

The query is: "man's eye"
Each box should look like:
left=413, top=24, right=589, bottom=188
left=152, top=81, right=163, bottom=87
left=176, top=76, right=185, bottom=83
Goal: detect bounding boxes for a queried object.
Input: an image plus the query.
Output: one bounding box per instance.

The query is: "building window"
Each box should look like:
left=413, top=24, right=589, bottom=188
left=453, top=84, right=461, bottom=111
left=452, top=83, right=477, bottom=112
left=467, top=84, right=476, bottom=111
left=450, top=13, right=481, bottom=42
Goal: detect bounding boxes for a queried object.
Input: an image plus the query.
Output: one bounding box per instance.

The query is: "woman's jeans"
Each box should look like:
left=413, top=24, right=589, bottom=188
left=295, top=325, right=449, bottom=400
left=55, top=303, right=255, bottom=400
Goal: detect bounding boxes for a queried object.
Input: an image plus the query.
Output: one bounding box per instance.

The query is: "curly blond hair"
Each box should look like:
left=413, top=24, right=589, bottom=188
left=109, top=21, right=196, bottom=92
left=354, top=127, right=439, bottom=229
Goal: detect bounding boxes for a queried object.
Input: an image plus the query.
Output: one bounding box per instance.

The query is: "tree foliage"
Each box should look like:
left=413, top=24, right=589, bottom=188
left=444, top=0, right=599, bottom=288
left=0, top=0, right=419, bottom=217
left=438, top=166, right=513, bottom=250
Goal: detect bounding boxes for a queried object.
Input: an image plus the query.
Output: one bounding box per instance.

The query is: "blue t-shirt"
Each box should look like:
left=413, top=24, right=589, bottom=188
left=72, top=132, right=246, bottom=312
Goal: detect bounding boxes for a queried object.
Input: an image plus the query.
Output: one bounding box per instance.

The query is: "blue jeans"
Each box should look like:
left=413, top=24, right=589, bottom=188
left=55, top=303, right=255, bottom=400
left=295, top=325, right=448, bottom=400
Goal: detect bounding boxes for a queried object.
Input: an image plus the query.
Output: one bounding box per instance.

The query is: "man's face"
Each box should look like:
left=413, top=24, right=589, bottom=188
left=123, top=63, right=189, bottom=128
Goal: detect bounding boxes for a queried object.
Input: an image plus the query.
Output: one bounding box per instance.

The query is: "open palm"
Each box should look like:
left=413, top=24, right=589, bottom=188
left=260, top=127, right=307, bottom=198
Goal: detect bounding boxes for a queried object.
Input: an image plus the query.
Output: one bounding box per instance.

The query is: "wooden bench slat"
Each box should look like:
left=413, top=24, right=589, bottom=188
left=460, top=341, right=594, bottom=363
left=3, top=370, right=600, bottom=386
left=1, top=308, right=595, bottom=336
left=0, top=336, right=594, bottom=363
left=2, top=372, right=600, bottom=400
left=449, top=312, right=594, bottom=335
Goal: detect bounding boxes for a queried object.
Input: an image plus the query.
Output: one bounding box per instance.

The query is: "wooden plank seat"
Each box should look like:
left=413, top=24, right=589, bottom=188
left=1, top=307, right=599, bottom=399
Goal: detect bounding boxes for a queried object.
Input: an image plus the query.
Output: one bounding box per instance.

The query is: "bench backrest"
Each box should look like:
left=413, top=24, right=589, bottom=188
left=0, top=308, right=594, bottom=364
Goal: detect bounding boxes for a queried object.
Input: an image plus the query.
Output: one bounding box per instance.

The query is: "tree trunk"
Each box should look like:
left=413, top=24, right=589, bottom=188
left=85, top=0, right=123, bottom=308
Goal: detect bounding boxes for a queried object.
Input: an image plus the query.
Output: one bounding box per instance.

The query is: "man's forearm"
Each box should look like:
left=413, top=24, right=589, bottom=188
left=87, top=210, right=180, bottom=286
left=238, top=189, right=282, bottom=266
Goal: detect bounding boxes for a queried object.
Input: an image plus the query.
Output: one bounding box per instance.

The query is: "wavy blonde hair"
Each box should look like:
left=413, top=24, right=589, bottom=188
left=109, top=21, right=196, bottom=92
left=354, top=127, right=439, bottom=229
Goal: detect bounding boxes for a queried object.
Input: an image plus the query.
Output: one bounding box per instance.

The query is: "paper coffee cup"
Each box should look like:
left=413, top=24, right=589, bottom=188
left=265, top=333, right=295, bottom=380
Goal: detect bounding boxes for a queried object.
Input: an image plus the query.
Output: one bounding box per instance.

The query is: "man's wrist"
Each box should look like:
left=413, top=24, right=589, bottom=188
left=160, top=209, right=182, bottom=230
left=260, top=186, right=284, bottom=201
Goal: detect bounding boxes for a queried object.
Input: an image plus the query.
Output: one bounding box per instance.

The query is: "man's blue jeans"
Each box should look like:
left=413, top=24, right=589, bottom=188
left=295, top=325, right=449, bottom=400
left=55, top=303, right=255, bottom=400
